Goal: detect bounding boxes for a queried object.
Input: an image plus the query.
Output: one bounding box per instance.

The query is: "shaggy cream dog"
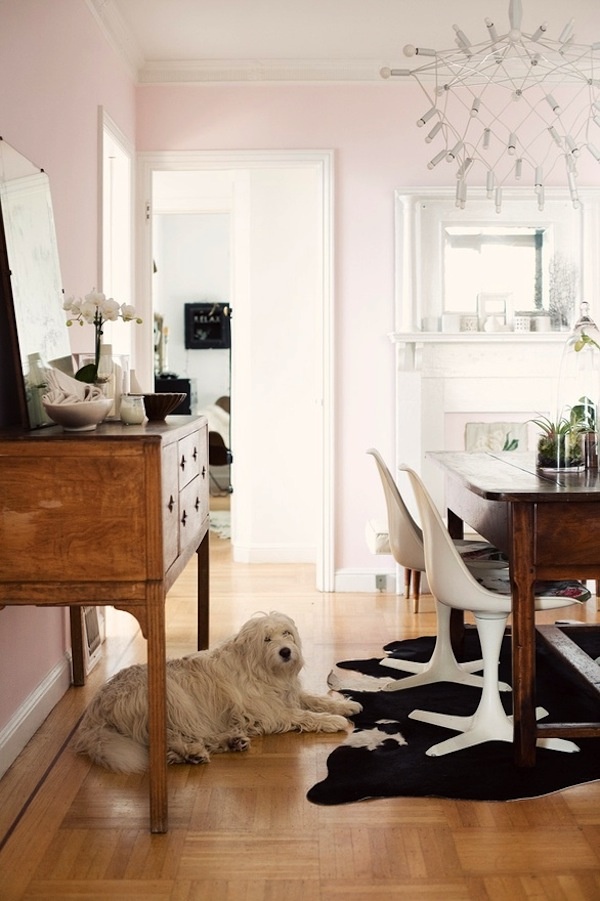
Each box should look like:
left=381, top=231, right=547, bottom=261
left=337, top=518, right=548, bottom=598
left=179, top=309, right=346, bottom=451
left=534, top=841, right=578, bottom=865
left=74, top=611, right=361, bottom=773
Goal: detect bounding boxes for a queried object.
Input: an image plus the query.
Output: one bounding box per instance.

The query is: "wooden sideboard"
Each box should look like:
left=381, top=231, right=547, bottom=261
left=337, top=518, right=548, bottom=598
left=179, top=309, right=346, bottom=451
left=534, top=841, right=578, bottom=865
left=0, top=415, right=209, bottom=833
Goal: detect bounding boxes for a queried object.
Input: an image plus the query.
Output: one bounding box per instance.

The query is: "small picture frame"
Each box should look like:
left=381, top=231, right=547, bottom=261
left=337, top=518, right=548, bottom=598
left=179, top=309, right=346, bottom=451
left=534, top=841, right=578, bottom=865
left=477, top=293, right=510, bottom=328
left=184, top=302, right=231, bottom=350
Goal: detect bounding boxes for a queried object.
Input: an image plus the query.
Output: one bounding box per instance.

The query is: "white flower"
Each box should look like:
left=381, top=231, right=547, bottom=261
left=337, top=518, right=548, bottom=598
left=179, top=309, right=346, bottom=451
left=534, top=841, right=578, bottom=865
left=64, top=288, right=142, bottom=383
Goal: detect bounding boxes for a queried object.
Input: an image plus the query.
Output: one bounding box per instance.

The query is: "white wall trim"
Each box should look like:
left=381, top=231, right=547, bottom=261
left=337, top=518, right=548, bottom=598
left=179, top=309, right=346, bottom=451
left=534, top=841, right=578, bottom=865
left=136, top=149, right=335, bottom=591
left=0, top=655, right=72, bottom=780
left=138, top=58, right=386, bottom=85
left=334, top=568, right=397, bottom=593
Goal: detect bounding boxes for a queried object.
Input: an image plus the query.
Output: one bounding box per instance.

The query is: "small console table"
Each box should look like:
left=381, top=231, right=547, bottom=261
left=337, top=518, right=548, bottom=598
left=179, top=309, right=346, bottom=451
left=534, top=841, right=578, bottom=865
left=0, top=415, right=209, bottom=833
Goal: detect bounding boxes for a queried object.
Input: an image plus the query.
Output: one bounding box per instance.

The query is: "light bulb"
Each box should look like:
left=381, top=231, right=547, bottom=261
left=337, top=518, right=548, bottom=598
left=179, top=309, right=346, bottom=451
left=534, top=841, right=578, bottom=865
left=538, top=186, right=545, bottom=211
left=427, top=149, right=446, bottom=169
left=508, top=133, right=517, bottom=155
left=379, top=67, right=392, bottom=79
left=483, top=128, right=491, bottom=149
left=588, top=143, right=600, bottom=161
left=546, top=94, right=560, bottom=113
left=453, top=24, right=471, bottom=49
left=485, top=18, right=498, bottom=41
left=486, top=170, right=495, bottom=198
left=531, top=22, right=547, bottom=41
left=425, top=121, right=443, bottom=143
left=417, top=107, right=436, bottom=127
left=470, top=97, right=481, bottom=116
left=446, top=140, right=463, bottom=161
left=515, top=158, right=523, bottom=179
left=559, top=19, right=574, bottom=44
left=457, top=157, right=473, bottom=178
left=495, top=187, right=502, bottom=214
left=549, top=126, right=562, bottom=147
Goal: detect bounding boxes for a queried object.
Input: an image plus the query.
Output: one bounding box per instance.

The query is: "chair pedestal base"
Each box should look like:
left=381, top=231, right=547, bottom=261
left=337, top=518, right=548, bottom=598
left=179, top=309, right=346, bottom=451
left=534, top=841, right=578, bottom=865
left=381, top=602, right=511, bottom=692
left=408, top=613, right=579, bottom=756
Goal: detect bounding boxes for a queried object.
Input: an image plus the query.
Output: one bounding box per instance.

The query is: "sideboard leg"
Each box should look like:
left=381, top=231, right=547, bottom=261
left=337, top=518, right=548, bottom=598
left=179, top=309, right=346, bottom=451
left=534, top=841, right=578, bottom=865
left=147, top=593, right=168, bottom=833
left=197, top=529, right=210, bottom=650
left=69, top=607, right=86, bottom=686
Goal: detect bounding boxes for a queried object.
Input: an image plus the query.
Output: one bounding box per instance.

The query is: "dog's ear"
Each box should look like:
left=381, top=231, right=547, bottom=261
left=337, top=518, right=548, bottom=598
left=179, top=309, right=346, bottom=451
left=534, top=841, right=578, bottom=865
left=270, top=611, right=296, bottom=629
left=233, top=616, right=264, bottom=646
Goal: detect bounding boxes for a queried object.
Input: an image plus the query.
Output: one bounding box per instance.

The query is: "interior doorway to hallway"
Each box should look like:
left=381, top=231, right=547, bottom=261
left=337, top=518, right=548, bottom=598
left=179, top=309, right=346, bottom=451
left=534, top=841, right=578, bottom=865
left=135, top=151, right=334, bottom=590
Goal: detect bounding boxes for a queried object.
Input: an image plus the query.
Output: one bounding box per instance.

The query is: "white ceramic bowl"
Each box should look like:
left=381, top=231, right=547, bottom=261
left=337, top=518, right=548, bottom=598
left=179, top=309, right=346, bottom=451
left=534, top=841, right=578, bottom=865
left=42, top=397, right=113, bottom=431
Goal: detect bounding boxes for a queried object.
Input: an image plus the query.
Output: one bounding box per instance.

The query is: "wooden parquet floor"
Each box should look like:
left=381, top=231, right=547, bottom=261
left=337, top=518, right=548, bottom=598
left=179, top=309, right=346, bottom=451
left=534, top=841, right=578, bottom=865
left=1, top=527, right=599, bottom=901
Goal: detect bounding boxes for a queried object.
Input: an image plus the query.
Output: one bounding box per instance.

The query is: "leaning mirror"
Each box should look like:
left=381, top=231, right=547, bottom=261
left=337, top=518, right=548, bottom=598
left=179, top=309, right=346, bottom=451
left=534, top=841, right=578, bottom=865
left=0, top=137, right=72, bottom=428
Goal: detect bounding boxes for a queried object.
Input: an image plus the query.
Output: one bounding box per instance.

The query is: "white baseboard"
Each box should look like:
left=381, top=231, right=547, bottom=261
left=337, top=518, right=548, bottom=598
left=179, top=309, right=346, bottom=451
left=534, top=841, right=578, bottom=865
left=334, top=567, right=430, bottom=594
left=334, top=568, right=397, bottom=592
left=0, top=655, right=72, bottom=780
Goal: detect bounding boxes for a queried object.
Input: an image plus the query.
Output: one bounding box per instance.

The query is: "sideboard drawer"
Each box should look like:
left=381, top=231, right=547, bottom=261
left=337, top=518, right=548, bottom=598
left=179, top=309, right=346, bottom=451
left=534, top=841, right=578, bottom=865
left=162, top=441, right=179, bottom=569
left=178, top=432, right=202, bottom=488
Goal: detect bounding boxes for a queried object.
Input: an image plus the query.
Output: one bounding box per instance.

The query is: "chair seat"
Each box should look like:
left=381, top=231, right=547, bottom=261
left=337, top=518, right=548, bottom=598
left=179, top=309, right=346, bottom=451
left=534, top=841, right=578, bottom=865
left=475, top=570, right=591, bottom=604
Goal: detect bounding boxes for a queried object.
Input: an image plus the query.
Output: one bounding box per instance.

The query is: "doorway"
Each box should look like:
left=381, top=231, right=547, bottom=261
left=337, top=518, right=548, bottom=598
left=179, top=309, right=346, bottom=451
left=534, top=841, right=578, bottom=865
left=135, top=151, right=334, bottom=590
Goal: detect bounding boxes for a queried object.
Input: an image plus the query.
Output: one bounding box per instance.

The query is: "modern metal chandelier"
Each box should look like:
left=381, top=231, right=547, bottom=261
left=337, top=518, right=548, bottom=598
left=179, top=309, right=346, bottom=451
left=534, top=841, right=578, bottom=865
left=381, top=0, right=600, bottom=211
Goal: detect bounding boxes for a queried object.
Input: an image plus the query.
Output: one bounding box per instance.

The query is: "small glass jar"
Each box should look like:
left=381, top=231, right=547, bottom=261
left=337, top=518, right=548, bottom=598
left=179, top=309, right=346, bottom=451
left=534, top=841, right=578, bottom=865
left=120, top=394, right=146, bottom=425
left=556, top=301, right=600, bottom=468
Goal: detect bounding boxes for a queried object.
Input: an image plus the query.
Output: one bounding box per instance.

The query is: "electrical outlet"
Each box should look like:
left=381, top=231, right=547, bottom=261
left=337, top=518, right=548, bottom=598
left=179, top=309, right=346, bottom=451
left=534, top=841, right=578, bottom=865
left=375, top=574, right=387, bottom=591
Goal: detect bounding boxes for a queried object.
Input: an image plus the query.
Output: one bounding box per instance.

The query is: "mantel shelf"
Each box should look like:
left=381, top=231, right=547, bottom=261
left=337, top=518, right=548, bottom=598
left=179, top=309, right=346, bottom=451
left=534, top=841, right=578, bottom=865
left=389, top=331, right=569, bottom=345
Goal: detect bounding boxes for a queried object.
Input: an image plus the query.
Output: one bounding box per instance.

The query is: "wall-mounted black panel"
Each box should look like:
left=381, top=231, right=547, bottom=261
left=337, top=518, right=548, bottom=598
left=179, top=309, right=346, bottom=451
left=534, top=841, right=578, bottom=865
left=184, top=302, right=231, bottom=349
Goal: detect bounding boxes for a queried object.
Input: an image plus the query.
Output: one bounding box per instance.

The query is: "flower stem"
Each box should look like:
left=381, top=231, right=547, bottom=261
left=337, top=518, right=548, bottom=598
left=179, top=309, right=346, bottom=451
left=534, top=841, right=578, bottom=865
left=94, top=311, right=103, bottom=379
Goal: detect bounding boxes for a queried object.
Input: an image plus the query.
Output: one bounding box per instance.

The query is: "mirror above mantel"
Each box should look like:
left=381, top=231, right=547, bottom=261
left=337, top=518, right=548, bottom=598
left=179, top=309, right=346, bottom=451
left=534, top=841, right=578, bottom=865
left=395, top=187, right=600, bottom=337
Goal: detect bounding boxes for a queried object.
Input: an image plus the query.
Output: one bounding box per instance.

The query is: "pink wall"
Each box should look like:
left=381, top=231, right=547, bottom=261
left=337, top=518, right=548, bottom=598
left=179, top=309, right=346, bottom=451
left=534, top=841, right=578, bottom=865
left=2, top=0, right=600, bottom=733
left=0, top=0, right=135, bottom=728
left=136, top=82, right=600, bottom=572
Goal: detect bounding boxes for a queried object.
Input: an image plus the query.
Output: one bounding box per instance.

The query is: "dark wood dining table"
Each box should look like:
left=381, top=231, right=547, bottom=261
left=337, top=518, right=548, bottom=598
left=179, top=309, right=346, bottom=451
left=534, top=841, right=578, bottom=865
left=428, top=451, right=600, bottom=766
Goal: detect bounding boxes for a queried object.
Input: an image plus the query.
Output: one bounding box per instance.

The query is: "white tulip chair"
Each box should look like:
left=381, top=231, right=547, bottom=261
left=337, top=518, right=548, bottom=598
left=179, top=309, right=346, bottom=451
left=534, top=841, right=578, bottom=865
left=368, top=449, right=509, bottom=691
left=401, top=464, right=589, bottom=756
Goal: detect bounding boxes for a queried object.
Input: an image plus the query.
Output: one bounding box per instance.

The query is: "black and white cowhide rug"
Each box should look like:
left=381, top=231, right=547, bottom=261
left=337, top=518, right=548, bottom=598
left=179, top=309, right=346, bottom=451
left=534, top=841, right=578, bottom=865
left=307, top=629, right=600, bottom=805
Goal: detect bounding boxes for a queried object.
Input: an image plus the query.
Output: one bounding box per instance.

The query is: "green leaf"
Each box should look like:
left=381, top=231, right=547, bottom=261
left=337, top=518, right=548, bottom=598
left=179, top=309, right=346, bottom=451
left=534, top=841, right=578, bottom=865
left=74, top=363, right=98, bottom=383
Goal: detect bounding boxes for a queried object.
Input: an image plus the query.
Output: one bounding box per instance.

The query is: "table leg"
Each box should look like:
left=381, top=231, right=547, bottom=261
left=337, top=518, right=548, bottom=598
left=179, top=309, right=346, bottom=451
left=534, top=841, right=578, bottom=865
left=197, top=530, right=210, bottom=650
left=147, top=590, right=168, bottom=833
left=510, top=502, right=537, bottom=767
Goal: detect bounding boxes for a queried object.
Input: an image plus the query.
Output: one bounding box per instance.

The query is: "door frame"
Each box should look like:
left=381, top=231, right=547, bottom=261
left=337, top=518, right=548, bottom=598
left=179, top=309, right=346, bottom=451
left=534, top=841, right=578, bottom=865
left=135, top=149, right=334, bottom=591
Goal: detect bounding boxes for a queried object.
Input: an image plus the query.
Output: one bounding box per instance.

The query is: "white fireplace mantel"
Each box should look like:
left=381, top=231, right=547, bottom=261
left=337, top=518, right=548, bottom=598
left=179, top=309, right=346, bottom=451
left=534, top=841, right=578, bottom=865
left=391, top=331, right=568, bottom=514
left=390, top=331, right=567, bottom=369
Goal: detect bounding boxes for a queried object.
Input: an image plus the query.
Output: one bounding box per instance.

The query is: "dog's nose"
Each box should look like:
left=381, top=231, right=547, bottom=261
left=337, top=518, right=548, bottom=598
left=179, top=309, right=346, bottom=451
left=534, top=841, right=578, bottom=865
left=279, top=647, right=291, bottom=660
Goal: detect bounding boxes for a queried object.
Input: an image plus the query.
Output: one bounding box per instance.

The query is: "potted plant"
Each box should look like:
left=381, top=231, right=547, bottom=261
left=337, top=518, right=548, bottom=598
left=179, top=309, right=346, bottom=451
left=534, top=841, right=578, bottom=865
left=531, top=413, right=585, bottom=471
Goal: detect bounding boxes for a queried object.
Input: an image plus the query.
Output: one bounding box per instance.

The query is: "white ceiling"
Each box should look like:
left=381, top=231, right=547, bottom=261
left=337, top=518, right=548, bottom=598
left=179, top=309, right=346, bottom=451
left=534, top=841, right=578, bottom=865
left=89, top=0, right=600, bottom=83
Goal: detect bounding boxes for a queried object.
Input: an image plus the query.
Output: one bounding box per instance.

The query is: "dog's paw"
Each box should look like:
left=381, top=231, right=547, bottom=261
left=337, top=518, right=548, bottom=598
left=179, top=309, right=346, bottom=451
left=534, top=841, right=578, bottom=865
left=228, top=734, right=251, bottom=752
left=317, top=714, right=354, bottom=733
left=168, top=742, right=210, bottom=766
left=335, top=699, right=362, bottom=716
left=185, top=752, right=211, bottom=765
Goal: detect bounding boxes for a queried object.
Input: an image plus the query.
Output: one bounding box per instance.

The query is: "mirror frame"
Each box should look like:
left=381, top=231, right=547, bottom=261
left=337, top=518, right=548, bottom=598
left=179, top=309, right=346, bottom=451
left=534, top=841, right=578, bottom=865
left=0, top=138, right=72, bottom=429
left=394, top=186, right=600, bottom=334
left=0, top=194, right=26, bottom=427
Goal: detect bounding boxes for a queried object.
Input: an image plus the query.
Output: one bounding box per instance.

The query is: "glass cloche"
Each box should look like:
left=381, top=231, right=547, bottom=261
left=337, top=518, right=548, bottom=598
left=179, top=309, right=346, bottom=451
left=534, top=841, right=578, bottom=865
left=554, top=301, right=600, bottom=469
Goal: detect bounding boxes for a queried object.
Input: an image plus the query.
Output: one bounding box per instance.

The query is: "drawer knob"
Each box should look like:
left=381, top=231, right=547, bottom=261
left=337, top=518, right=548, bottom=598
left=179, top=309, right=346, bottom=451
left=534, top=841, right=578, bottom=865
left=192, top=446, right=198, bottom=461
left=181, top=510, right=187, bottom=527
left=201, top=465, right=206, bottom=478
left=194, top=497, right=200, bottom=511
left=167, top=495, right=175, bottom=512
left=180, top=455, right=186, bottom=471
